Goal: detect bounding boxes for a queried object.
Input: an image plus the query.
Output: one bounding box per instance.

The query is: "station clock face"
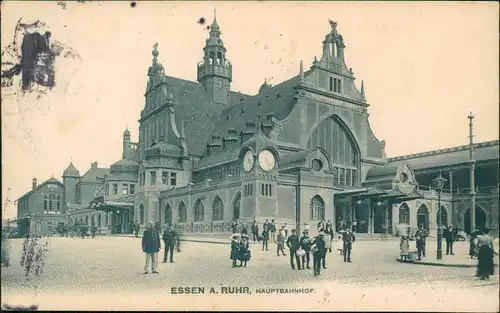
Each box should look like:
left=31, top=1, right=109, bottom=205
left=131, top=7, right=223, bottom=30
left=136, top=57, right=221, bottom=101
left=258, top=150, right=276, bottom=171
left=243, top=150, right=255, bottom=172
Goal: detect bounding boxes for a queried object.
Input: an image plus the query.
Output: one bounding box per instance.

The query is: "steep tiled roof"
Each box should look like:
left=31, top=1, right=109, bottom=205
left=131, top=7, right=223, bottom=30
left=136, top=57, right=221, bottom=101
left=16, top=177, right=64, bottom=201
left=80, top=167, right=110, bottom=183
left=194, top=146, right=241, bottom=170
left=209, top=72, right=308, bottom=145
left=164, top=76, right=252, bottom=157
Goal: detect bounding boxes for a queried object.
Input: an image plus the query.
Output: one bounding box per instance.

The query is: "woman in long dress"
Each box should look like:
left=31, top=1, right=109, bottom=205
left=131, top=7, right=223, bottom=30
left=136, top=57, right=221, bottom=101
left=237, top=234, right=251, bottom=267
left=336, top=230, right=345, bottom=255
left=476, top=229, right=495, bottom=280
left=230, top=233, right=240, bottom=268
left=400, top=235, right=410, bottom=261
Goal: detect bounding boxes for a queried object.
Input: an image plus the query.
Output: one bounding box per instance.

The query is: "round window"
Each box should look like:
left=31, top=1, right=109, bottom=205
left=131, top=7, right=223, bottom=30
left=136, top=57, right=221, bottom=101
left=312, top=159, right=323, bottom=171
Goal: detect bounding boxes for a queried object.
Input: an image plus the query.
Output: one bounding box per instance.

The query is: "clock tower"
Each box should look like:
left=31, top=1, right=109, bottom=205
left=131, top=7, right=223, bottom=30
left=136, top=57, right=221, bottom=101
left=239, top=125, right=279, bottom=224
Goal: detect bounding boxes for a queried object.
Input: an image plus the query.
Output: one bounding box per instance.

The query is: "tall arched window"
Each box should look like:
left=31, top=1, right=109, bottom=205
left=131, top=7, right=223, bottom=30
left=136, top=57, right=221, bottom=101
left=139, top=203, right=145, bottom=224
left=310, top=195, right=325, bottom=221
left=437, top=206, right=448, bottom=226
left=194, top=199, right=204, bottom=222
left=97, top=214, right=101, bottom=227
left=212, top=196, right=224, bottom=221
left=105, top=214, right=108, bottom=226
left=308, top=115, right=359, bottom=187
left=216, top=52, right=222, bottom=65
left=91, top=215, right=95, bottom=227
left=233, top=192, right=241, bottom=220
left=165, top=204, right=172, bottom=226
left=399, top=203, right=410, bottom=224
left=178, top=202, right=187, bottom=223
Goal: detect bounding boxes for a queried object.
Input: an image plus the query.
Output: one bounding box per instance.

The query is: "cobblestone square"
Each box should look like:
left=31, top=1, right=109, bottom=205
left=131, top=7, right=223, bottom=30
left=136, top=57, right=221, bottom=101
left=1, top=237, right=498, bottom=311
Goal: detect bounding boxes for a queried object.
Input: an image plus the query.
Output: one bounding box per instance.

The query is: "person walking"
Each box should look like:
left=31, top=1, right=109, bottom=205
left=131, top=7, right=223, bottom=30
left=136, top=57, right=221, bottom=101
left=286, top=229, right=301, bottom=270
left=230, top=233, right=240, bottom=268
left=311, top=229, right=326, bottom=276
left=91, top=225, right=97, bottom=239
left=476, top=228, right=495, bottom=280
left=299, top=229, right=312, bottom=269
left=142, top=222, right=161, bottom=274
left=283, top=223, right=289, bottom=239
left=276, top=229, right=286, bottom=256
left=270, top=219, right=277, bottom=243
left=444, top=225, right=456, bottom=255
left=261, top=226, right=269, bottom=251
left=415, top=224, right=428, bottom=260
left=469, top=228, right=481, bottom=259
left=342, top=228, right=356, bottom=262
left=400, top=235, right=410, bottom=261
left=251, top=221, right=259, bottom=242
left=134, top=221, right=140, bottom=238
left=162, top=225, right=177, bottom=263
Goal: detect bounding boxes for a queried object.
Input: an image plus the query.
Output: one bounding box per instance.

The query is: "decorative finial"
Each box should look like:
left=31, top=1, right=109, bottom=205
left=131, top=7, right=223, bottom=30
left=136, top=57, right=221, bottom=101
left=152, top=42, right=159, bottom=63
left=360, top=80, right=366, bottom=102
left=70, top=156, right=73, bottom=163
left=299, top=60, right=304, bottom=82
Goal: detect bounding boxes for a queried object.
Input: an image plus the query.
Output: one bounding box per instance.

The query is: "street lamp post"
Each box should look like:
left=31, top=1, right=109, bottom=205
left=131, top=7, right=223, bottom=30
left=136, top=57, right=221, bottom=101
left=433, top=173, right=447, bottom=260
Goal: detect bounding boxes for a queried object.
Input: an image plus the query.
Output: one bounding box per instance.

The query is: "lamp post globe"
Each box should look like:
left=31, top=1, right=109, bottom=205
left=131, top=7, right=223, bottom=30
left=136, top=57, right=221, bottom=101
left=433, top=173, right=447, bottom=260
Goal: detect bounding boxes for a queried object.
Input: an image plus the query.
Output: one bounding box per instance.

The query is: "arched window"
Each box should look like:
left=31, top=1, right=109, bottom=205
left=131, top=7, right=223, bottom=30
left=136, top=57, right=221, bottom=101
left=216, top=52, right=222, bottom=65
left=97, top=214, right=101, bottom=227
left=139, top=203, right=145, bottom=224
left=91, top=215, right=95, bottom=227
left=85, top=216, right=89, bottom=225
left=233, top=192, right=241, bottom=220
left=105, top=213, right=108, bottom=226
left=310, top=195, right=325, bottom=221
left=308, top=115, right=359, bottom=187
left=399, top=203, right=410, bottom=224
left=417, top=205, right=429, bottom=230
left=178, top=202, right=187, bottom=223
left=165, top=204, right=172, bottom=226
left=437, top=206, right=448, bottom=227
left=212, top=196, right=224, bottom=221
left=194, top=199, right=204, bottom=222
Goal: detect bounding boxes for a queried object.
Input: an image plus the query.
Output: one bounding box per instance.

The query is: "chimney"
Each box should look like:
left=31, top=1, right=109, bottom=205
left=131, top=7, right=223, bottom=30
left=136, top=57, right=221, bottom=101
left=261, top=113, right=275, bottom=137
left=223, top=128, right=239, bottom=150
left=206, top=134, right=222, bottom=156
left=240, top=121, right=256, bottom=144
left=91, top=161, right=98, bottom=169
left=32, top=178, right=37, bottom=190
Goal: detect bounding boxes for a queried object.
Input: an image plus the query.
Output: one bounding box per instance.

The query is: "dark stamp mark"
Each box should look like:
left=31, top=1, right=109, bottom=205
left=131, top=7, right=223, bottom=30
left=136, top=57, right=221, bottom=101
left=1, top=304, right=39, bottom=311
left=198, top=17, right=205, bottom=25
left=130, top=1, right=136, bottom=8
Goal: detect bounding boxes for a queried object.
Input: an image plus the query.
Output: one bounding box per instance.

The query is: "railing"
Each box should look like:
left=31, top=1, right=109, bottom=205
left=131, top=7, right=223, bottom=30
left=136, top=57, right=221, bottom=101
left=416, top=184, right=499, bottom=195
left=174, top=221, right=232, bottom=234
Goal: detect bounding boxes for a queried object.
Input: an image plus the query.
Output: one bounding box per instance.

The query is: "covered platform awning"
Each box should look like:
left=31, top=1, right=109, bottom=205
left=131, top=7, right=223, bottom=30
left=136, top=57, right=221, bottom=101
left=88, top=196, right=134, bottom=213
left=334, top=187, right=388, bottom=198
left=380, top=189, right=424, bottom=201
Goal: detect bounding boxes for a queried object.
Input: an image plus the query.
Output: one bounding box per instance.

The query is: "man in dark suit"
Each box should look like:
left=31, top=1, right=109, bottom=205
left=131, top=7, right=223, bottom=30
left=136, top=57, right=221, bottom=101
left=415, top=224, right=428, bottom=260
left=134, top=221, right=140, bottom=238
left=311, top=229, right=326, bottom=276
left=299, top=230, right=312, bottom=269
left=342, top=228, right=355, bottom=262
left=142, top=222, right=161, bottom=274
left=251, top=221, right=259, bottom=242
left=444, top=225, right=456, bottom=255
left=162, top=225, right=177, bottom=263
left=286, top=229, right=301, bottom=270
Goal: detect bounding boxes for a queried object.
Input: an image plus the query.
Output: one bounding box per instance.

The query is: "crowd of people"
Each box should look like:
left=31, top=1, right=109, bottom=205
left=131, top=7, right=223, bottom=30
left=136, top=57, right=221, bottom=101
left=229, top=219, right=358, bottom=276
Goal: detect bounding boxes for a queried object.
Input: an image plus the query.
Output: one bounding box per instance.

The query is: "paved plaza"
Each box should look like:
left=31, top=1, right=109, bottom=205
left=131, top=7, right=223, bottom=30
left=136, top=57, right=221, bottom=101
left=1, top=237, right=499, bottom=311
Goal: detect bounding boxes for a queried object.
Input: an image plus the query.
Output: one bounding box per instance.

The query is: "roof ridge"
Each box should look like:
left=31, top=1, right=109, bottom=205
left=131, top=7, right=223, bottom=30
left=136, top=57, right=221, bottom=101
left=388, top=140, right=499, bottom=162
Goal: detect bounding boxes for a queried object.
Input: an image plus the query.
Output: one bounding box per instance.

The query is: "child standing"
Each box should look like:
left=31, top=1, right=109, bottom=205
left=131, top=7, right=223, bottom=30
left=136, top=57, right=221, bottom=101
left=230, top=234, right=240, bottom=268
left=400, top=235, right=410, bottom=261
left=276, top=230, right=287, bottom=256
left=238, top=234, right=251, bottom=267
left=336, top=231, right=344, bottom=255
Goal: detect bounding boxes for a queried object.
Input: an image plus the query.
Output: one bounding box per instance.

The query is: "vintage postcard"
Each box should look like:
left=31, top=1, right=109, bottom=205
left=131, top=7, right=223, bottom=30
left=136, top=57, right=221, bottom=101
left=1, top=1, right=499, bottom=311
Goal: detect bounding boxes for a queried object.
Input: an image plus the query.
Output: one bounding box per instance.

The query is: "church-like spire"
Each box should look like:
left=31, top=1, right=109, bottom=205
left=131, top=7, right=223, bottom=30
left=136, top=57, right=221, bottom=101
left=360, top=80, right=366, bottom=102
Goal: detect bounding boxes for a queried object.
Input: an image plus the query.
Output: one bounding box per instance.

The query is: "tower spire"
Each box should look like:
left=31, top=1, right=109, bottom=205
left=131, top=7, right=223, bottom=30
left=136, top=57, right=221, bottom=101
left=360, top=80, right=366, bottom=102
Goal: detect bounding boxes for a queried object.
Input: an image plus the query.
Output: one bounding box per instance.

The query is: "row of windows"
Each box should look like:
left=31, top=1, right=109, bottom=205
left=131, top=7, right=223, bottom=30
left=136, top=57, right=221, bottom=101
left=105, top=183, right=136, bottom=196
left=261, top=184, right=273, bottom=197
left=139, top=171, right=177, bottom=187
left=244, top=184, right=253, bottom=197
left=329, top=77, right=342, bottom=93
left=194, top=164, right=241, bottom=184
left=43, top=194, right=62, bottom=212
left=332, top=167, right=358, bottom=187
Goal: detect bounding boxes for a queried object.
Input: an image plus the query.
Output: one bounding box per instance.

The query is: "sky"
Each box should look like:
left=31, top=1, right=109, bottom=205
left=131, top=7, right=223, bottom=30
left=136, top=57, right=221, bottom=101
left=1, top=1, right=498, bottom=219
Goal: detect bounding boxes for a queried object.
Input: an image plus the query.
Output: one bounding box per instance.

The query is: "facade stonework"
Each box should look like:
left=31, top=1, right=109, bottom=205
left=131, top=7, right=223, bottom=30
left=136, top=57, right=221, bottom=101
left=15, top=17, right=500, bottom=237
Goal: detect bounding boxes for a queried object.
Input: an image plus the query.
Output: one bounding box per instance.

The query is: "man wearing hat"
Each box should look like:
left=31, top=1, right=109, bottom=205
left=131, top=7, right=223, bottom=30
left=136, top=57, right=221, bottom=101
left=299, top=229, right=312, bottom=269
left=162, top=224, right=177, bottom=263
left=142, top=221, right=161, bottom=274
left=286, top=229, right=301, bottom=270
left=311, top=229, right=327, bottom=276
